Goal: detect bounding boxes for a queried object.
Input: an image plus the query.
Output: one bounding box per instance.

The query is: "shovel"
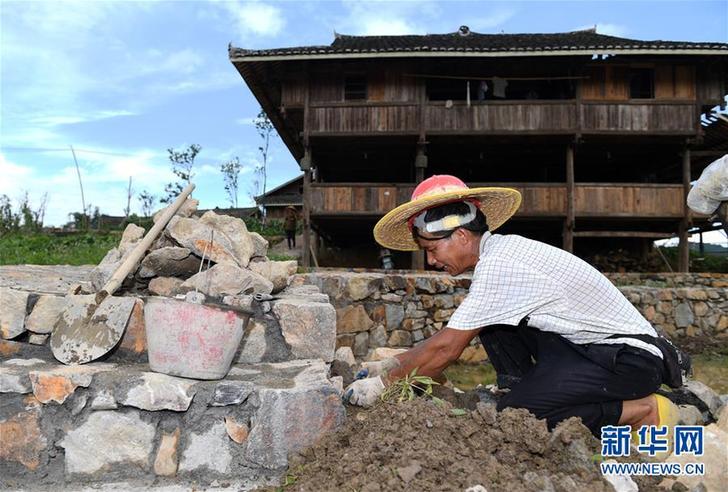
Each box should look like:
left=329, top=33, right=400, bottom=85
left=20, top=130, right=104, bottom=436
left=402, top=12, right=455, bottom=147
left=50, top=183, right=196, bottom=364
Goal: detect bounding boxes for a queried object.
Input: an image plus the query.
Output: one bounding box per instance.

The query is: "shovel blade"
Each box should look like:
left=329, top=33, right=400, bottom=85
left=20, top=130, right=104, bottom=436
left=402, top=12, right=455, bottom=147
left=50, top=295, right=136, bottom=364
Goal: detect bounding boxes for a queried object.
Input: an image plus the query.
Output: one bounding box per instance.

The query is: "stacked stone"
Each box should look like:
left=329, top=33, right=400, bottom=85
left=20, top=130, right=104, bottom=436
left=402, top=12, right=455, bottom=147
left=290, top=272, right=484, bottom=362
left=89, top=199, right=297, bottom=299
left=0, top=345, right=344, bottom=487
left=294, top=271, right=728, bottom=357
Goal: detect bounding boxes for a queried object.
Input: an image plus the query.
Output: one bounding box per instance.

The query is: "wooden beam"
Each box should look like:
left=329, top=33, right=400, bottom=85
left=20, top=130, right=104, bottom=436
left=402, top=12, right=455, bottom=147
left=573, top=231, right=674, bottom=238
left=678, top=148, right=691, bottom=272
left=302, top=167, right=312, bottom=269
left=563, top=144, right=575, bottom=252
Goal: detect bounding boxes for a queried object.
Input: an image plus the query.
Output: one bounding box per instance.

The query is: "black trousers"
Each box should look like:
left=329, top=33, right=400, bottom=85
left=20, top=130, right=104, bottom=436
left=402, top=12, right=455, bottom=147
left=479, top=324, right=664, bottom=436
left=285, top=230, right=296, bottom=248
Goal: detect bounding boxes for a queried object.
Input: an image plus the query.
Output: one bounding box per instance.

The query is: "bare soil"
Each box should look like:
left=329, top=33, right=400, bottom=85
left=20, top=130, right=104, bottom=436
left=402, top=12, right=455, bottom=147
left=280, top=397, right=662, bottom=492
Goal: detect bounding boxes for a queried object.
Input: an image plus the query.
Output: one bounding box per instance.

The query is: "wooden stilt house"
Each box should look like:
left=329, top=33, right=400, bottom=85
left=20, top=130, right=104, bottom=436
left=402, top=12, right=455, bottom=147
left=230, top=27, right=728, bottom=270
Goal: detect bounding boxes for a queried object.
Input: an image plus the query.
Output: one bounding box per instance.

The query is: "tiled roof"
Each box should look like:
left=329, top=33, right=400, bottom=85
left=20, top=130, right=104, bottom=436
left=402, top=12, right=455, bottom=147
left=230, top=28, right=728, bottom=59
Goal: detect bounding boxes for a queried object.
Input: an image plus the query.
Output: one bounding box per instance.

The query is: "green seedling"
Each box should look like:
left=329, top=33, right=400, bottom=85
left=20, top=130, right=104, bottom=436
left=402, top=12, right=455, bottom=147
left=380, top=367, right=440, bottom=403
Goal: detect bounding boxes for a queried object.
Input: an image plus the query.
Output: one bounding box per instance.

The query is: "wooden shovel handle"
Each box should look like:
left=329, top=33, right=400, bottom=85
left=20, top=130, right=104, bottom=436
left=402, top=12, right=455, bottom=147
left=101, top=182, right=196, bottom=295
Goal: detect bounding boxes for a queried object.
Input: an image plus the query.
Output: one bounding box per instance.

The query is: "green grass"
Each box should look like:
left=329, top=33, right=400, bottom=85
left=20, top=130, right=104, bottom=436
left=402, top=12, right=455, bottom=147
left=444, top=362, right=497, bottom=390
left=0, top=232, right=120, bottom=265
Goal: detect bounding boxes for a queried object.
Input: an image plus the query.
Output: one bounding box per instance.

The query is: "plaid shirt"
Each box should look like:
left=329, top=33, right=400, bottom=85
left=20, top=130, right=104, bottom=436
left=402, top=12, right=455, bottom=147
left=448, top=233, right=662, bottom=359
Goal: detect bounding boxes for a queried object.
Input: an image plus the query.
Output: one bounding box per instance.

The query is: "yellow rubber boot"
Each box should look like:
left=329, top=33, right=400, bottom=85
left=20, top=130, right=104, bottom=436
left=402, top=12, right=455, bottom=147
left=632, top=394, right=680, bottom=460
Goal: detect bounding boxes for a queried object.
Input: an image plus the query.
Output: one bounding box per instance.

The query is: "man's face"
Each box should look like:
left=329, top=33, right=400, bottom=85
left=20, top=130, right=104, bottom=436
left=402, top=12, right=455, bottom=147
left=416, top=229, right=472, bottom=276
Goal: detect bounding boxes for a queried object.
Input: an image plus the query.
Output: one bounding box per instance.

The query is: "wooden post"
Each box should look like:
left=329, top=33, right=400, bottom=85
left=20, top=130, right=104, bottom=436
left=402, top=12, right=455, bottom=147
left=301, top=71, right=312, bottom=268
left=678, top=148, right=691, bottom=272
left=411, top=140, right=427, bottom=270
left=563, top=144, right=575, bottom=253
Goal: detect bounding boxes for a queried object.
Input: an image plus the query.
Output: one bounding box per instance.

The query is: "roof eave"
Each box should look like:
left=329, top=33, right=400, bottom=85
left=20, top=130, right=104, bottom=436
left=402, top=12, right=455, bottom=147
left=230, top=48, right=728, bottom=63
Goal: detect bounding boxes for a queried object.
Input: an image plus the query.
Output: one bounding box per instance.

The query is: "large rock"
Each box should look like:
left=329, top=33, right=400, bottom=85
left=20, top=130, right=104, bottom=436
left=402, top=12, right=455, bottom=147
left=148, top=276, right=184, bottom=297
left=662, top=424, right=727, bottom=491
left=88, top=247, right=137, bottom=292
left=118, top=223, right=145, bottom=252
left=235, top=319, right=269, bottom=364
left=0, top=288, right=30, bottom=339
left=118, top=372, right=197, bottom=411
left=273, top=299, right=336, bottom=362
left=248, top=259, right=297, bottom=293
left=59, top=410, right=155, bottom=474
left=245, top=360, right=345, bottom=470
left=166, top=211, right=255, bottom=268
left=385, top=303, right=405, bottom=330
left=684, top=379, right=723, bottom=417
left=180, top=263, right=273, bottom=297
left=25, top=295, right=67, bottom=334
left=250, top=232, right=269, bottom=258
left=179, top=421, right=232, bottom=473
left=138, top=247, right=200, bottom=278
left=153, top=198, right=199, bottom=223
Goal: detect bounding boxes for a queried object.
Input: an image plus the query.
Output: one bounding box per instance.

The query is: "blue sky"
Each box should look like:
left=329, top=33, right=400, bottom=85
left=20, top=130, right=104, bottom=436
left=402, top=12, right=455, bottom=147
left=1, top=1, right=727, bottom=238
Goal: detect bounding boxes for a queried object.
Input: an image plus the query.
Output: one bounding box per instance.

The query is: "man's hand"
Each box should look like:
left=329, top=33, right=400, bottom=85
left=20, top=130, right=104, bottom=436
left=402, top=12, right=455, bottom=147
left=344, top=376, right=385, bottom=407
left=359, top=357, right=400, bottom=378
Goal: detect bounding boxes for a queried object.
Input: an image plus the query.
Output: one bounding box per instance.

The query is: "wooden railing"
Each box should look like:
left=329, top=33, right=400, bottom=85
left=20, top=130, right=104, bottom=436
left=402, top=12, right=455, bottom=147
left=307, top=100, right=697, bottom=135
left=310, top=182, right=685, bottom=218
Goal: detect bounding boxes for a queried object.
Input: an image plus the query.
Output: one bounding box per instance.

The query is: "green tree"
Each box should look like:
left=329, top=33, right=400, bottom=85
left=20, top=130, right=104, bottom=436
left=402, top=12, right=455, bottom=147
left=253, top=109, right=277, bottom=221
left=138, top=190, right=157, bottom=217
left=221, top=157, right=242, bottom=208
left=162, top=144, right=200, bottom=203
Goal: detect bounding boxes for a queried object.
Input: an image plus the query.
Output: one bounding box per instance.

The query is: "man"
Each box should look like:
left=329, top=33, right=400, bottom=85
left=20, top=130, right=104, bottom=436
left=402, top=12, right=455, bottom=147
left=346, top=175, right=680, bottom=437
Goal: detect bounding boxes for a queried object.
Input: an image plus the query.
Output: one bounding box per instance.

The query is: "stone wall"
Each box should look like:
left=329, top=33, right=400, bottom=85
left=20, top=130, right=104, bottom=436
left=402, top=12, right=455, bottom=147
left=293, top=272, right=728, bottom=357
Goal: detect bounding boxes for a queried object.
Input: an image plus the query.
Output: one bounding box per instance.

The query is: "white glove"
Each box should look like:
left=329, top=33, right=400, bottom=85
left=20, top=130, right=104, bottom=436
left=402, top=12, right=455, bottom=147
left=344, top=376, right=385, bottom=407
left=360, top=357, right=400, bottom=378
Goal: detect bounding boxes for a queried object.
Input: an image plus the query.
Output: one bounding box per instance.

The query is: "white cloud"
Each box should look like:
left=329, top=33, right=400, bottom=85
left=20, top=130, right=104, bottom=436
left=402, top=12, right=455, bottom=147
left=213, top=1, right=286, bottom=38
left=469, top=9, right=517, bottom=31
left=361, top=19, right=419, bottom=36
left=574, top=23, right=629, bottom=38
left=29, top=110, right=137, bottom=127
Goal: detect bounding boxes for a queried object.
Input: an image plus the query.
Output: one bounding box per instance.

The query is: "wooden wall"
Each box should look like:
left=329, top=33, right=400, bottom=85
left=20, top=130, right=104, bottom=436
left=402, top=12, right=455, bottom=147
left=310, top=183, right=684, bottom=217
left=580, top=102, right=696, bottom=132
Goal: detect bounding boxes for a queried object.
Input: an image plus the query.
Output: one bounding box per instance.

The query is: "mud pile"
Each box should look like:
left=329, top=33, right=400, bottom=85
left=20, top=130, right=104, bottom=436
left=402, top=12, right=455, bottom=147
left=280, top=398, right=660, bottom=492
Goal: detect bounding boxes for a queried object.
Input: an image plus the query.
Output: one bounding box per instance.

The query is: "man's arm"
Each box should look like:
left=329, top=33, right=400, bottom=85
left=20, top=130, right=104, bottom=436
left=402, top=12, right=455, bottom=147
left=385, top=326, right=481, bottom=382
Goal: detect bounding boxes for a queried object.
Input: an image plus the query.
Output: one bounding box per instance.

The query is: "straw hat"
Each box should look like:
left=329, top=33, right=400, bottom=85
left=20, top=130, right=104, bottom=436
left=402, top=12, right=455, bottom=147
left=373, top=175, right=521, bottom=251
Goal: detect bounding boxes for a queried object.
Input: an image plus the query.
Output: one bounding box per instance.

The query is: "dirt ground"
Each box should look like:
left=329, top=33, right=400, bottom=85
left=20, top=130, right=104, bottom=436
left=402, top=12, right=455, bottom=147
left=278, top=395, right=662, bottom=492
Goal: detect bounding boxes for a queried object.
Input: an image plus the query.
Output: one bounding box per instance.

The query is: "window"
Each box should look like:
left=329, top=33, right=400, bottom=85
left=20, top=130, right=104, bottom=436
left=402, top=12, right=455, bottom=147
left=629, top=68, right=654, bottom=99
left=344, top=75, right=367, bottom=100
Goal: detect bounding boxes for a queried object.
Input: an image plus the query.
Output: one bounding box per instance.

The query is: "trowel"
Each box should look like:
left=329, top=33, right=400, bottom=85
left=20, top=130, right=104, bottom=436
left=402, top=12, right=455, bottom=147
left=50, top=183, right=196, bottom=364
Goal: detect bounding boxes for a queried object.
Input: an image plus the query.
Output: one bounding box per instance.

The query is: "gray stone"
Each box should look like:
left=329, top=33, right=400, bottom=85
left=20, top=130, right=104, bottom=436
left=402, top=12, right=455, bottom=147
left=180, top=263, right=273, bottom=297
left=90, top=389, right=118, bottom=410
left=211, top=380, right=255, bottom=406
left=273, top=298, right=336, bottom=362
left=347, top=276, right=378, bottom=301
left=25, top=295, right=66, bottom=334
left=179, top=421, right=232, bottom=473
left=185, top=290, right=206, bottom=304
left=334, top=346, right=356, bottom=367
left=663, top=423, right=727, bottom=491
left=28, top=333, right=49, bottom=345
left=353, top=332, right=369, bottom=357
left=381, top=293, right=402, bottom=302
left=88, top=247, right=131, bottom=292
left=166, top=211, right=254, bottom=268
left=153, top=197, right=199, bottom=223
left=675, top=302, right=694, bottom=328
left=678, top=404, right=704, bottom=425
left=148, top=276, right=184, bottom=297
left=684, top=380, right=723, bottom=417
left=245, top=361, right=345, bottom=469
left=385, top=304, right=405, bottom=330
left=222, top=294, right=255, bottom=311
left=236, top=319, right=268, bottom=364
left=0, top=288, right=29, bottom=339
left=248, top=259, right=297, bottom=293
left=118, top=372, right=196, bottom=412
left=388, top=330, right=412, bottom=347
left=0, top=359, right=46, bottom=393
left=412, top=329, right=425, bottom=342
left=60, top=410, right=155, bottom=474
left=369, top=325, right=388, bottom=348
left=249, top=232, right=269, bottom=258
left=138, top=247, right=200, bottom=278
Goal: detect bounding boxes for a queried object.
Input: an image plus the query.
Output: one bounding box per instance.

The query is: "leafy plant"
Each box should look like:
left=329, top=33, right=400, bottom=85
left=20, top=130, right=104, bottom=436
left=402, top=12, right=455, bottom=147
left=380, top=368, right=440, bottom=403
left=138, top=190, right=157, bottom=218
left=221, top=156, right=242, bottom=208
left=162, top=144, right=200, bottom=204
